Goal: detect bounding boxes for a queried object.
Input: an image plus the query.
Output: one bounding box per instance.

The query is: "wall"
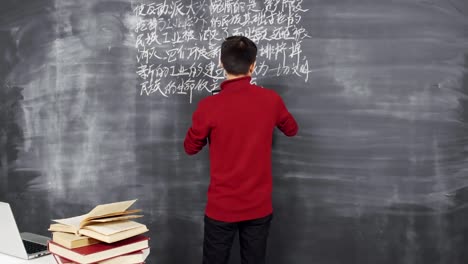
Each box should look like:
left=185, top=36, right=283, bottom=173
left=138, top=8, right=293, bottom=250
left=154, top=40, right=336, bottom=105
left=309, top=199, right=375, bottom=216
left=1, top=0, right=468, bottom=263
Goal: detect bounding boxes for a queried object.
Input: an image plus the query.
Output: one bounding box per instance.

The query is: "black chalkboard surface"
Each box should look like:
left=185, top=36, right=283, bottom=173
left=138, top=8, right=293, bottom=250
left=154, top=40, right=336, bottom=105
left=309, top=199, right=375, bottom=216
left=1, top=0, right=468, bottom=263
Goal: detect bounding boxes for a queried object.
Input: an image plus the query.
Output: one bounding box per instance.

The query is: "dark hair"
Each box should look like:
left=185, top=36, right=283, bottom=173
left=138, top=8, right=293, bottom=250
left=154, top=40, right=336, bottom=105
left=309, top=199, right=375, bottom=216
left=220, top=36, right=257, bottom=75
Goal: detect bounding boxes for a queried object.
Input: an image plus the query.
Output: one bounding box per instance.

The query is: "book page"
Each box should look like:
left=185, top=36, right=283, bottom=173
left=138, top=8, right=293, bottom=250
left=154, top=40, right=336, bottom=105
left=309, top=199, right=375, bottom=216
left=48, top=223, right=76, bottom=233
left=88, top=215, right=143, bottom=223
left=85, top=200, right=137, bottom=220
left=86, top=209, right=142, bottom=221
left=142, top=248, right=150, bottom=260
left=52, top=214, right=87, bottom=230
left=82, top=220, right=146, bottom=236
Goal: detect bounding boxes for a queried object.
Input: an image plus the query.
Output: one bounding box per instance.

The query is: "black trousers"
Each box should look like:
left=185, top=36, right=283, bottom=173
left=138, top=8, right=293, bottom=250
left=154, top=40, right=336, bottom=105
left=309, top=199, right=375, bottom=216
left=203, top=214, right=273, bottom=264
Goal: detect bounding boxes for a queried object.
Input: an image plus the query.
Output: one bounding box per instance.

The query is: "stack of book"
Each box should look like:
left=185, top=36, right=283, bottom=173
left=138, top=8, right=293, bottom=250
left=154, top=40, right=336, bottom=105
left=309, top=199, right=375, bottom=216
left=48, top=200, right=150, bottom=264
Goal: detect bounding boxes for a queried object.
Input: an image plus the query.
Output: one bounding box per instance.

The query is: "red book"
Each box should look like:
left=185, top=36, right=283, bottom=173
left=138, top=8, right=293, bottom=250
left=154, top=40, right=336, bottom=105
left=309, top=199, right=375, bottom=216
left=52, top=252, right=146, bottom=264
left=48, top=235, right=149, bottom=264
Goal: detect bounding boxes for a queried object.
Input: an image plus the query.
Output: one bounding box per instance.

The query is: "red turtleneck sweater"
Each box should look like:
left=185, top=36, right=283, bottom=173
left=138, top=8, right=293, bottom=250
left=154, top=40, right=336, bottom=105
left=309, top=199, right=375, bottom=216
left=184, top=76, right=298, bottom=222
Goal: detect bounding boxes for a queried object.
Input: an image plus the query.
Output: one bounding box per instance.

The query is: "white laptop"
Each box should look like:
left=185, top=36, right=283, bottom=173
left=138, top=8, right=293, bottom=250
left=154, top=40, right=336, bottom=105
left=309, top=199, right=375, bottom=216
left=0, top=202, right=50, bottom=259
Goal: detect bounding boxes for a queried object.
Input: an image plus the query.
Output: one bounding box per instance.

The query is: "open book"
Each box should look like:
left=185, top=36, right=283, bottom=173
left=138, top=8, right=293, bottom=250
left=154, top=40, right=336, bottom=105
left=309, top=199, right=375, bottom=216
left=49, top=200, right=149, bottom=243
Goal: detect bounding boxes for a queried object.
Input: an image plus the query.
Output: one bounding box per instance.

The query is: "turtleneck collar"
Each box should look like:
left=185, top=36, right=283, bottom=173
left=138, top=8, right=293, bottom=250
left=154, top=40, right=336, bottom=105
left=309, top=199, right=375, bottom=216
left=220, top=76, right=252, bottom=91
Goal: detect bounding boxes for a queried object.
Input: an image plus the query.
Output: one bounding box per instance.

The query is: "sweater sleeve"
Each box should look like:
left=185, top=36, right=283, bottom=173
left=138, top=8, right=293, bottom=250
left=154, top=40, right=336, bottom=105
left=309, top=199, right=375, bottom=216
left=276, top=96, right=299, bottom=137
left=184, top=101, right=211, bottom=155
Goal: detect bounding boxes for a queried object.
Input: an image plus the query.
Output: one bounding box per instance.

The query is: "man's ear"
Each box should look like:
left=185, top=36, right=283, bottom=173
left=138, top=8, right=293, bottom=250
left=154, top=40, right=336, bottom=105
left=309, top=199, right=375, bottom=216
left=249, top=62, right=256, bottom=74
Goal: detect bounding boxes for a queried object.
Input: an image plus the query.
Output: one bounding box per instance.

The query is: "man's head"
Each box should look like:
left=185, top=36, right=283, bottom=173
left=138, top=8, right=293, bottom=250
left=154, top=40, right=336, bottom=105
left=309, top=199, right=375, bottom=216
left=220, top=36, right=257, bottom=77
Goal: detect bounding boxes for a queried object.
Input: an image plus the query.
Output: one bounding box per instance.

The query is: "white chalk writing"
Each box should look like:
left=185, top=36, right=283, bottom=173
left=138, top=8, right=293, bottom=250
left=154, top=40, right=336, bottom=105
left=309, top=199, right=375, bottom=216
left=134, top=0, right=311, bottom=103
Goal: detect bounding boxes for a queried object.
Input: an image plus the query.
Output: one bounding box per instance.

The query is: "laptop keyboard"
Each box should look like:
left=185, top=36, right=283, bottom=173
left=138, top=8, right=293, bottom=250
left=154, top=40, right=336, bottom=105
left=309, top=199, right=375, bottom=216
left=23, top=240, right=47, bottom=254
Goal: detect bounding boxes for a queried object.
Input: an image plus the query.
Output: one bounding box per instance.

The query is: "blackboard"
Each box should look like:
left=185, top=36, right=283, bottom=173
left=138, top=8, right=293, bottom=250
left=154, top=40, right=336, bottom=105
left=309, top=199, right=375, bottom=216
left=1, top=0, right=468, bottom=263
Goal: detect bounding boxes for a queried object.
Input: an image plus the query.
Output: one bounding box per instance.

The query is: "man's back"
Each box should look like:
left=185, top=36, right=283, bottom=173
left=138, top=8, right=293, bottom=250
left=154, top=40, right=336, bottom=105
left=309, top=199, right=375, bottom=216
left=185, top=35, right=298, bottom=264
left=184, top=76, right=298, bottom=222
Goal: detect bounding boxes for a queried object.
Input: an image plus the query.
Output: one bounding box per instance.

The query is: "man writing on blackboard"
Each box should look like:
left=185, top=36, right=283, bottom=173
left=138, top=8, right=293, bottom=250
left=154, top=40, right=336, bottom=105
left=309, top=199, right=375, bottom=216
left=184, top=36, right=298, bottom=264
